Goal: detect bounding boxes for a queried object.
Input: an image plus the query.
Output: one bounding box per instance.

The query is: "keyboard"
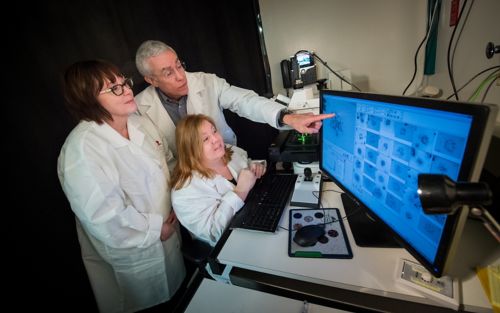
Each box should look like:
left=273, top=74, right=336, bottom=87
left=231, top=173, right=298, bottom=232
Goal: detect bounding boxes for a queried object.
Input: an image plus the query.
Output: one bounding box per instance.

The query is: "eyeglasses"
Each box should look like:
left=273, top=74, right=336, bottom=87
left=99, top=78, right=133, bottom=96
left=156, top=61, right=186, bottom=80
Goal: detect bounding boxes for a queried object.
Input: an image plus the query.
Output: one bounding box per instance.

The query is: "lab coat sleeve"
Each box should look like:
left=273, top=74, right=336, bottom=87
left=211, top=74, right=286, bottom=128
left=58, top=139, right=163, bottom=249
left=172, top=176, right=244, bottom=245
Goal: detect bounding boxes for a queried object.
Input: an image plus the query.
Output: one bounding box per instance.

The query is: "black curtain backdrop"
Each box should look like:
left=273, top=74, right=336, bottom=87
left=10, top=0, right=277, bottom=309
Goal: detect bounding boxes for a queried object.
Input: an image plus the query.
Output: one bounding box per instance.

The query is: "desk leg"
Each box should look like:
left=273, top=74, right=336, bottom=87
left=206, top=263, right=233, bottom=284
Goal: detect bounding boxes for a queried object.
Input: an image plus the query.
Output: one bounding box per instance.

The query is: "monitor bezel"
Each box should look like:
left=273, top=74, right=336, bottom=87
left=319, top=90, right=492, bottom=277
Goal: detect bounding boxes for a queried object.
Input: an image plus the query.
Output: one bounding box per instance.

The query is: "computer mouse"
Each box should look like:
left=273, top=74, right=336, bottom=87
left=293, top=224, right=325, bottom=247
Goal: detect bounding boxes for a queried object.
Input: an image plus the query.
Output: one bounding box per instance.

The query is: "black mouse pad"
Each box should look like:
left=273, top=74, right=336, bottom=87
left=288, top=208, right=353, bottom=259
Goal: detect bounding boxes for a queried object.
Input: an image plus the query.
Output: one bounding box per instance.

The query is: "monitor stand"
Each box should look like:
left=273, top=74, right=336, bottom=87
left=341, top=193, right=400, bottom=248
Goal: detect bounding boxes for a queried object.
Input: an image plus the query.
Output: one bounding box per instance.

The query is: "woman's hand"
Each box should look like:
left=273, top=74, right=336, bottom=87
left=234, top=168, right=257, bottom=201
left=160, top=211, right=177, bottom=241
left=248, top=160, right=267, bottom=179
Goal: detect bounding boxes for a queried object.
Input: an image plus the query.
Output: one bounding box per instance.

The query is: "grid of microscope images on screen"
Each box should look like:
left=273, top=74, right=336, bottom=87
left=322, top=96, right=471, bottom=262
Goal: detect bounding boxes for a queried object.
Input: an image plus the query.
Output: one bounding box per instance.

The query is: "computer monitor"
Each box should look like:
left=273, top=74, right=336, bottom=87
left=319, top=90, right=496, bottom=277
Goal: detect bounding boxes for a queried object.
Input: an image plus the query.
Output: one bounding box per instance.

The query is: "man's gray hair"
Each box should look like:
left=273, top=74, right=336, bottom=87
left=135, top=40, right=176, bottom=76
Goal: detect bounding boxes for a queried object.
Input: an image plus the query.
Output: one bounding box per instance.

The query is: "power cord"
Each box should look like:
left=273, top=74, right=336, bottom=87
left=480, top=76, right=498, bottom=103
left=450, top=0, right=475, bottom=84
left=402, top=0, right=439, bottom=96
left=447, top=0, right=469, bottom=100
left=281, top=189, right=362, bottom=232
left=314, top=189, right=361, bottom=225
left=312, top=52, right=361, bottom=92
left=468, top=71, right=499, bottom=102
left=446, top=66, right=499, bottom=100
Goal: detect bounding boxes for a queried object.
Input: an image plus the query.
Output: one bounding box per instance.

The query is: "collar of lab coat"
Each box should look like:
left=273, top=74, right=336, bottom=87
left=186, top=72, right=206, bottom=114
left=93, top=116, right=145, bottom=149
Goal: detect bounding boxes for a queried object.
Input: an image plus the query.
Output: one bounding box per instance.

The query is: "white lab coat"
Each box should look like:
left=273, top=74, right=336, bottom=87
left=58, top=114, right=185, bottom=313
left=135, top=71, right=286, bottom=170
left=171, top=146, right=249, bottom=246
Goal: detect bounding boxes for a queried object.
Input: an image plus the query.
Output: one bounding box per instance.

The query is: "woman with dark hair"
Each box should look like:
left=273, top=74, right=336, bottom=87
left=58, top=59, right=185, bottom=312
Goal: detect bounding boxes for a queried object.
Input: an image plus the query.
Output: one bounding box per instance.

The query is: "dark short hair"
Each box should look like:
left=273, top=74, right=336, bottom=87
left=62, top=59, right=123, bottom=123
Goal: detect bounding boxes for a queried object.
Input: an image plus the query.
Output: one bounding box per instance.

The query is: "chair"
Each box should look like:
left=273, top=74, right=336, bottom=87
left=179, top=225, right=213, bottom=278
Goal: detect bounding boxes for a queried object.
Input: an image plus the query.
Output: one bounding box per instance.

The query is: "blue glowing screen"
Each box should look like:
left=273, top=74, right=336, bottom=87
left=321, top=94, right=473, bottom=263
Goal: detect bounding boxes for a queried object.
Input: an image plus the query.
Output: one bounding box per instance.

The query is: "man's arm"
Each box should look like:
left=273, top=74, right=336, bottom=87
left=213, top=74, right=334, bottom=133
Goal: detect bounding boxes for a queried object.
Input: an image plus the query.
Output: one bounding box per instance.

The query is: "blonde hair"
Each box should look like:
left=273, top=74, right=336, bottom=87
left=170, top=114, right=233, bottom=190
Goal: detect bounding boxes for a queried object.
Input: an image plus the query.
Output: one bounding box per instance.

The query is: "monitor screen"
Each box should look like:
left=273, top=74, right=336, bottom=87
left=320, top=90, right=494, bottom=277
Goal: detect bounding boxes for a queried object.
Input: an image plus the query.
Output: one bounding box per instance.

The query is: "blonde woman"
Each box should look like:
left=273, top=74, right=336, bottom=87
left=171, top=114, right=266, bottom=246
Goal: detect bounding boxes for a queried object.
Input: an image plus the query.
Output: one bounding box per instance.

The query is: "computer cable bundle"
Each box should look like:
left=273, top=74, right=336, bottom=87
left=480, top=74, right=499, bottom=103
left=467, top=70, right=500, bottom=103
left=446, top=65, right=500, bottom=100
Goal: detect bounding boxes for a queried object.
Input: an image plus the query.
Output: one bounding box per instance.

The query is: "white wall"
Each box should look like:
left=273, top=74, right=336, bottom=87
left=259, top=0, right=499, bottom=109
left=429, top=0, right=500, bottom=107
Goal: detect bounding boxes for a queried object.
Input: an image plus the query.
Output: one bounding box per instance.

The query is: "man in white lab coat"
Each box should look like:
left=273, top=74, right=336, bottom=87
left=134, top=40, right=334, bottom=170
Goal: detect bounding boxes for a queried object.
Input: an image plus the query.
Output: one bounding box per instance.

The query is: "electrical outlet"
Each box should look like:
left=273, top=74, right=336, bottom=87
left=395, top=259, right=460, bottom=310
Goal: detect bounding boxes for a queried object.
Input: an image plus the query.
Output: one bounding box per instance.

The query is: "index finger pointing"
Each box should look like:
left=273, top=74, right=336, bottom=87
left=310, top=113, right=335, bottom=121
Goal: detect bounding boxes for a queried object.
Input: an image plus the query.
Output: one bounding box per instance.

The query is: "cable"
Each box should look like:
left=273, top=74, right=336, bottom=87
left=447, top=0, right=469, bottom=100
left=451, top=0, right=475, bottom=76
left=468, top=71, right=499, bottom=102
left=469, top=71, right=499, bottom=101
left=313, top=189, right=357, bottom=224
left=446, top=66, right=500, bottom=99
left=403, top=0, right=439, bottom=95
left=312, top=52, right=362, bottom=92
left=315, top=206, right=362, bottom=226
left=481, top=75, right=498, bottom=103
left=402, top=36, right=428, bottom=96
left=284, top=189, right=360, bottom=233
left=312, top=189, right=343, bottom=201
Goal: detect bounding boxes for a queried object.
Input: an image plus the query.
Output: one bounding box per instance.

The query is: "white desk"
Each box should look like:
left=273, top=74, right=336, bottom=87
left=213, top=182, right=495, bottom=312
left=185, top=278, right=350, bottom=313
